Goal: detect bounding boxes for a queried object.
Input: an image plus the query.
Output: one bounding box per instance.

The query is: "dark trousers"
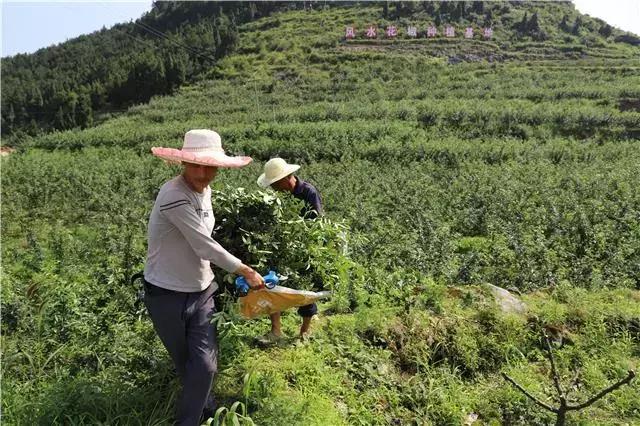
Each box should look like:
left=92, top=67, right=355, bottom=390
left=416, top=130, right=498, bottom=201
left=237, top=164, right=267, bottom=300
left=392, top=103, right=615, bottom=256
left=144, top=280, right=218, bottom=426
left=297, top=303, right=318, bottom=317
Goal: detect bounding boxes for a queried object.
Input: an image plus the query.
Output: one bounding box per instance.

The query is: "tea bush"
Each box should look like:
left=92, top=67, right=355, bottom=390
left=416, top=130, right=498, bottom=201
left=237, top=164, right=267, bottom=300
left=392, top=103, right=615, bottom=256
left=3, top=2, right=640, bottom=424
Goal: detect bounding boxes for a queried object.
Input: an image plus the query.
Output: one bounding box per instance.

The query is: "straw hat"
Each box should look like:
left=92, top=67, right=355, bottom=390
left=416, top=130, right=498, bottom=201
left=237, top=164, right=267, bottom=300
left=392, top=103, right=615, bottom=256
left=257, top=158, right=300, bottom=188
left=151, top=129, right=252, bottom=168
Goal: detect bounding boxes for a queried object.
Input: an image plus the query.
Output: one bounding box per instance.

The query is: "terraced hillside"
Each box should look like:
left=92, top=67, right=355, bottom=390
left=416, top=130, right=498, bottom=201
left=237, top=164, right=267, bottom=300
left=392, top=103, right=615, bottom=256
left=2, top=2, right=640, bottom=425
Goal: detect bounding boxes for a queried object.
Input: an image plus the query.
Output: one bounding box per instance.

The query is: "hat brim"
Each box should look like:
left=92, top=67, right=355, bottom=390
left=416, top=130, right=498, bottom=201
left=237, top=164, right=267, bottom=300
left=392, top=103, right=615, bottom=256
left=257, top=164, right=300, bottom=188
left=152, top=147, right=252, bottom=168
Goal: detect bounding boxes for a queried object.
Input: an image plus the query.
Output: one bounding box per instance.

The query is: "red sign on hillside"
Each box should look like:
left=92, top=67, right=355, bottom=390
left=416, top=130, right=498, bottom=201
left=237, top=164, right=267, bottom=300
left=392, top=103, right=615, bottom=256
left=345, top=26, right=355, bottom=39
left=445, top=26, right=455, bottom=37
left=386, top=25, right=398, bottom=38
left=464, top=27, right=474, bottom=39
left=344, top=25, right=493, bottom=40
left=366, top=26, right=377, bottom=38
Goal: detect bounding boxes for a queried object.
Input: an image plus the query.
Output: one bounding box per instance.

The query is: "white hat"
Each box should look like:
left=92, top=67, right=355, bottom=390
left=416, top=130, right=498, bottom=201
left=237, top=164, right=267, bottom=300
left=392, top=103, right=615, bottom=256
left=151, top=129, right=252, bottom=168
left=257, top=158, right=300, bottom=188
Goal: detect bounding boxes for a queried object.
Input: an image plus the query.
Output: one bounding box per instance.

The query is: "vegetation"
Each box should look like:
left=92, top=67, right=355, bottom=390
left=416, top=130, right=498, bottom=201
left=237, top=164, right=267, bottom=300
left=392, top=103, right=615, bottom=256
left=2, top=2, right=639, bottom=425
left=1, top=1, right=298, bottom=138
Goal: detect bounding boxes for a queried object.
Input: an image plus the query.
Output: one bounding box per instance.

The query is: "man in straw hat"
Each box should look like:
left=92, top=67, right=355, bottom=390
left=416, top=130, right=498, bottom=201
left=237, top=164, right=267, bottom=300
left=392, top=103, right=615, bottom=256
left=257, top=158, right=324, bottom=343
left=145, top=129, right=264, bottom=425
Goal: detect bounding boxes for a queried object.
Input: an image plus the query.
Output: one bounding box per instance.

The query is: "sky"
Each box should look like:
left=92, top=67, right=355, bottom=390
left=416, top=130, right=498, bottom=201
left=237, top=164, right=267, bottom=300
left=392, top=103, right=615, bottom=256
left=2, top=1, right=153, bottom=57
left=572, top=0, right=639, bottom=36
left=1, top=0, right=639, bottom=58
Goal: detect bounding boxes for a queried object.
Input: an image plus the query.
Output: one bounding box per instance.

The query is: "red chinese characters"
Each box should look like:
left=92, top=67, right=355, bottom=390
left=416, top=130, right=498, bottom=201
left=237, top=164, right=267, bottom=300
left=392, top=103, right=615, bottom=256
left=465, top=27, right=474, bottom=39
left=340, top=24, right=493, bottom=40
left=386, top=25, right=398, bottom=38
left=345, top=26, right=355, bottom=39
left=445, top=25, right=455, bottom=38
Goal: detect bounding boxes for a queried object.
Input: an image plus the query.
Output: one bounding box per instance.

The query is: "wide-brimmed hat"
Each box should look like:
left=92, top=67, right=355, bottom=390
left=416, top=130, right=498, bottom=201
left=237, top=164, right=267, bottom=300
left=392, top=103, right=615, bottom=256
left=257, top=158, right=300, bottom=188
left=151, top=129, right=252, bottom=168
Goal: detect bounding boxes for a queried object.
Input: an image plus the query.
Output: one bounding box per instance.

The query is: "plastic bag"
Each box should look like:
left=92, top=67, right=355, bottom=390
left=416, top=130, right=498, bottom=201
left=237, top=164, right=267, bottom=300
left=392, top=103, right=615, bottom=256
left=239, top=285, right=331, bottom=319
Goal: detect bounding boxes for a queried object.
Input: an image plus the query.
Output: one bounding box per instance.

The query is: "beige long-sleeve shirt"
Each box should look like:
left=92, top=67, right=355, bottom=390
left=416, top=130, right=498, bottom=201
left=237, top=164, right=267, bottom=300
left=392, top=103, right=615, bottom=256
left=144, top=176, right=241, bottom=292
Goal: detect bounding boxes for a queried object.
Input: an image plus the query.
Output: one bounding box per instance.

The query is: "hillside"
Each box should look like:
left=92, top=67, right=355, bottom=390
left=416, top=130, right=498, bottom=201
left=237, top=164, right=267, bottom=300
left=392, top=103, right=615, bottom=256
left=1, top=1, right=289, bottom=138
left=2, top=1, right=639, bottom=138
left=2, top=2, right=640, bottom=425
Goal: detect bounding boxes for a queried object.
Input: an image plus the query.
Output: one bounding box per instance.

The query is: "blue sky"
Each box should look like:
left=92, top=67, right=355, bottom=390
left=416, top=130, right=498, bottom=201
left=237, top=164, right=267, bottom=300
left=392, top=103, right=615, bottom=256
left=1, top=1, right=639, bottom=58
left=2, top=1, right=153, bottom=57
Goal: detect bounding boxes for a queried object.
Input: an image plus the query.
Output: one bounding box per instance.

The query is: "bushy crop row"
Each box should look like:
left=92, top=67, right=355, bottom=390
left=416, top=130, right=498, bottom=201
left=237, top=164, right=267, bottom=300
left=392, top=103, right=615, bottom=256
left=24, top=101, right=639, bottom=152
left=4, top=139, right=638, bottom=294
left=3, top=3, right=639, bottom=424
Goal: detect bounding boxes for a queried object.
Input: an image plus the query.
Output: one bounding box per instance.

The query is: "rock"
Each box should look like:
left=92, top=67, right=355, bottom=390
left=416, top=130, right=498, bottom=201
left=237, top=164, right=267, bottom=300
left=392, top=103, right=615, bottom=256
left=485, top=284, right=527, bottom=314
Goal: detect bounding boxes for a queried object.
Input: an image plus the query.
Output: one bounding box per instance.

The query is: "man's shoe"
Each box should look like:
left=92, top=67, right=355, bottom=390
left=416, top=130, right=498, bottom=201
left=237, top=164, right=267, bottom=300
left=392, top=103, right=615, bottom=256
left=255, top=331, right=285, bottom=347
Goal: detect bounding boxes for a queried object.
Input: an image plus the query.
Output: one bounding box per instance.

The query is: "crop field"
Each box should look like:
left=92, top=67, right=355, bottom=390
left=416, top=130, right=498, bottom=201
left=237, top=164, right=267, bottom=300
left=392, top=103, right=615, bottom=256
left=2, top=3, right=640, bottom=425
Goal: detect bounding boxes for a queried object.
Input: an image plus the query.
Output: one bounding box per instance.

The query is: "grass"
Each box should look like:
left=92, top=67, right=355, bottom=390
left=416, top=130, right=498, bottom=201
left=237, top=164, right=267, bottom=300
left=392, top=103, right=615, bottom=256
left=2, top=2, right=640, bottom=424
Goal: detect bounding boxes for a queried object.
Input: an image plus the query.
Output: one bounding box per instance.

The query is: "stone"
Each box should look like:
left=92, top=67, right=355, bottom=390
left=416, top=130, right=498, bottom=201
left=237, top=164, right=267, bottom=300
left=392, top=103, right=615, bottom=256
left=485, top=283, right=527, bottom=314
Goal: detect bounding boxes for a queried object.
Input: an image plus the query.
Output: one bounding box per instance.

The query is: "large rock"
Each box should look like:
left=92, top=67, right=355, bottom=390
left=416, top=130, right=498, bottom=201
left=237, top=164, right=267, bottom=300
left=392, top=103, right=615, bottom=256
left=485, top=284, right=527, bottom=314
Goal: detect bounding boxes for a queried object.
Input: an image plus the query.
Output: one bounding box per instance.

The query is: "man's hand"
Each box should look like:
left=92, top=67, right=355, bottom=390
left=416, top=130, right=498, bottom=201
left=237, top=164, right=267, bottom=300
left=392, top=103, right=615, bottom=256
left=235, top=264, right=265, bottom=289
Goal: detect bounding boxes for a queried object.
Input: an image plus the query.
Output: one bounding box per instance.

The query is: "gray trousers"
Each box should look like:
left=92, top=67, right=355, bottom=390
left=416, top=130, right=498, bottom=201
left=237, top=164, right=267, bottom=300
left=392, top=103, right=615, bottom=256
left=144, top=280, right=218, bottom=426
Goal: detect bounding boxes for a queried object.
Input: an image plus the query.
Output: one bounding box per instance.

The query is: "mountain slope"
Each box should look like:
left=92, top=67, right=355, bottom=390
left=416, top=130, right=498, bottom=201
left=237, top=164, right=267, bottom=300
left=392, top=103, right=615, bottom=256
left=1, top=2, right=294, bottom=137
left=2, top=2, right=639, bottom=425
left=2, top=1, right=638, bottom=139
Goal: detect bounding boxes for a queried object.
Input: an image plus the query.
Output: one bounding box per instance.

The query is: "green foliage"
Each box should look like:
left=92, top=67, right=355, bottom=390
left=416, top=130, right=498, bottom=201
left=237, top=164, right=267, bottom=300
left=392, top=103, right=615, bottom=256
left=209, top=186, right=360, bottom=312
left=2, top=2, right=640, bottom=425
left=1, top=1, right=301, bottom=137
left=207, top=401, right=255, bottom=426
left=3, top=1, right=638, bottom=139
